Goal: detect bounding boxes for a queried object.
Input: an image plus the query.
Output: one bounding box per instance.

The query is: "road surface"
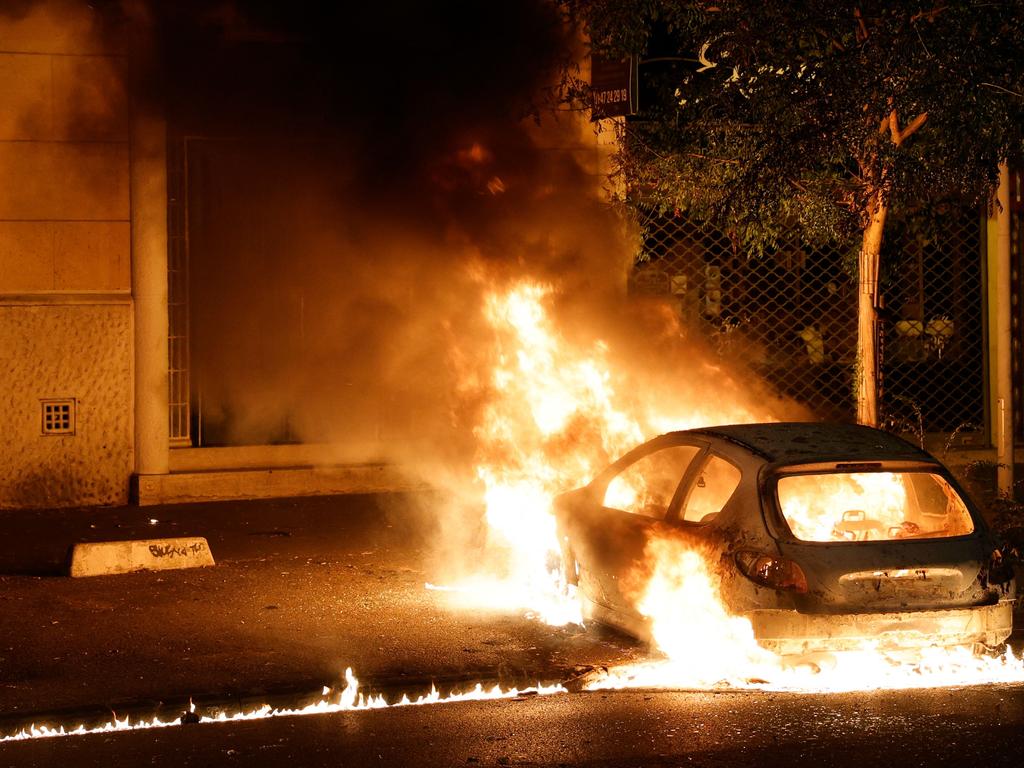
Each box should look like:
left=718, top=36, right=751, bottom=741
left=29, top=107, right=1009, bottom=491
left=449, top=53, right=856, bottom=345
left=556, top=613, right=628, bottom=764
left=1, top=493, right=1022, bottom=766
left=2, top=683, right=1023, bottom=767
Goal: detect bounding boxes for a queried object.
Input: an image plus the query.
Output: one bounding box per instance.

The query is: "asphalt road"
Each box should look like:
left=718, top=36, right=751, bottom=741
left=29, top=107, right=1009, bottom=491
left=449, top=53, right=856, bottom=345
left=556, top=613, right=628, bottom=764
left=0, top=494, right=643, bottom=719
left=2, top=493, right=1023, bottom=767
left=2, top=684, right=1023, bottom=767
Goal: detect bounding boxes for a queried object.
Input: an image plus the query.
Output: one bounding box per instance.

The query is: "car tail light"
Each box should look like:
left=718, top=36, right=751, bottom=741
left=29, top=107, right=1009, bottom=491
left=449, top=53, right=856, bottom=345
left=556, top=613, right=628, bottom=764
left=734, top=549, right=808, bottom=593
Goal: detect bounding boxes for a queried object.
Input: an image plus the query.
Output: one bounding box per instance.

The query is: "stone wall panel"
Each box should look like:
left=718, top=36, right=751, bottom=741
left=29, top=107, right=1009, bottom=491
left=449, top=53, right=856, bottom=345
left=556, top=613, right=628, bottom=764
left=0, top=53, right=53, bottom=140
left=0, top=221, right=130, bottom=293
left=51, top=54, right=128, bottom=141
left=53, top=221, right=130, bottom=291
left=0, top=142, right=129, bottom=221
left=0, top=303, right=133, bottom=508
left=0, top=1, right=114, bottom=56
left=0, top=222, right=54, bottom=292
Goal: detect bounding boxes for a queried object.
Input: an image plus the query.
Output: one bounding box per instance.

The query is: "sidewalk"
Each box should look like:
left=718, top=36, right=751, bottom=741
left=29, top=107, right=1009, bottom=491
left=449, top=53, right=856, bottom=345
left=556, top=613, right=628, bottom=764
left=0, top=494, right=637, bottom=727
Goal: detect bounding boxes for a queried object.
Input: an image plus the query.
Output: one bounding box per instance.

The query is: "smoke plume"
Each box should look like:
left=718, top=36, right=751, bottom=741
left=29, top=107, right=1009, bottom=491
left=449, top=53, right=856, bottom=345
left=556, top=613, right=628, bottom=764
left=9, top=1, right=800, bottom=524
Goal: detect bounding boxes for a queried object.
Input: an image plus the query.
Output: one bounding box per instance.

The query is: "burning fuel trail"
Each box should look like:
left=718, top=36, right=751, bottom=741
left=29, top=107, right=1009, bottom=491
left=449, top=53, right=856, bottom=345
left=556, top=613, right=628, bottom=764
left=0, top=669, right=566, bottom=743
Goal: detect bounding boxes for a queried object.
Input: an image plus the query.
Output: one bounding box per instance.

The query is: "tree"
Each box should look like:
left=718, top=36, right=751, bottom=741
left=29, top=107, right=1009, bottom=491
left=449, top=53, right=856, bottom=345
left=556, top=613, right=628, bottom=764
left=565, top=1, right=1024, bottom=425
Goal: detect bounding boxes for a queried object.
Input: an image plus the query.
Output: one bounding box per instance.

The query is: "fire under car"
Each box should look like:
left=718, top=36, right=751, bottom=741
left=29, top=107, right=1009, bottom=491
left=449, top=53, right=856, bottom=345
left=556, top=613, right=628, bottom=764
left=554, top=422, right=1015, bottom=656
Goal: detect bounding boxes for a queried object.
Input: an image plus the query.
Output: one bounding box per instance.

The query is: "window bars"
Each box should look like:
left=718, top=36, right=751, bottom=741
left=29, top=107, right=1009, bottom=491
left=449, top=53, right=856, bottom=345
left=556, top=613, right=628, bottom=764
left=167, top=137, right=191, bottom=446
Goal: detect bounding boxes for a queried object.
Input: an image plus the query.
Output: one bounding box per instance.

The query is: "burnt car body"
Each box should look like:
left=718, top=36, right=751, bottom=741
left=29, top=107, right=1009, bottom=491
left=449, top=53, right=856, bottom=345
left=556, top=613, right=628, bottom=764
left=555, top=422, right=1014, bottom=656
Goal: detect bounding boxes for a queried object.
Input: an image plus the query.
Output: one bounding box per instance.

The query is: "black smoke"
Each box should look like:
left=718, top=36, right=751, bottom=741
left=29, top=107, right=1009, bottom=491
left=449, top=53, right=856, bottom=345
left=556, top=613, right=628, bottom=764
left=76, top=1, right=630, bottom=452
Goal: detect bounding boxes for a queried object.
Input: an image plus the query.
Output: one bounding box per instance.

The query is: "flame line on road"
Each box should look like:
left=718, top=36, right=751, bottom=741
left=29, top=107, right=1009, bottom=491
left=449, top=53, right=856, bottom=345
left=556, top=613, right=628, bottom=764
left=0, top=669, right=567, bottom=743
left=6, top=647, right=1024, bottom=744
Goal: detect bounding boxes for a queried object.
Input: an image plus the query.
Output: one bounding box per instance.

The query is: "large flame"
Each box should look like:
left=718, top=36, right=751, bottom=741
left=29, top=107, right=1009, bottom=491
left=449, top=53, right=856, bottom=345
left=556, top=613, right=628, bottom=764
left=453, top=278, right=1024, bottom=692
left=589, top=535, right=1024, bottom=692
left=631, top=537, right=780, bottom=684
left=438, top=279, right=769, bottom=624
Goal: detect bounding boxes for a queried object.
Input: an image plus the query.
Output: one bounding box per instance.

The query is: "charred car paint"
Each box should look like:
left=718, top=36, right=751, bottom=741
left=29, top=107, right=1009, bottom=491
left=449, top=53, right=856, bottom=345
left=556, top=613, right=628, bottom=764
left=554, top=422, right=1015, bottom=656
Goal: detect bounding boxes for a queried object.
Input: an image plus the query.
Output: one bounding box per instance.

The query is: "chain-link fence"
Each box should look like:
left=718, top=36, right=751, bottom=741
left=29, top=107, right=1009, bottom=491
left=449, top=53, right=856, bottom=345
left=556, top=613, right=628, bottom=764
left=1012, top=169, right=1024, bottom=444
left=882, top=207, right=985, bottom=438
left=629, top=205, right=986, bottom=437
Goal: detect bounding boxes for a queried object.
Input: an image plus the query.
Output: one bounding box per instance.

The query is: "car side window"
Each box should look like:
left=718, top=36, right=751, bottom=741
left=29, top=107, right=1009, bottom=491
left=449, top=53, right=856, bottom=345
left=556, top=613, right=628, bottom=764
left=681, top=455, right=741, bottom=523
left=603, top=446, right=700, bottom=519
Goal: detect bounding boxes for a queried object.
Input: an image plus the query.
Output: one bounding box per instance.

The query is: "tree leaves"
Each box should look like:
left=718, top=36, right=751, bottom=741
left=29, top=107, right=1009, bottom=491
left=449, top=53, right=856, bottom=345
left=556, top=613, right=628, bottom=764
left=564, top=0, right=1024, bottom=248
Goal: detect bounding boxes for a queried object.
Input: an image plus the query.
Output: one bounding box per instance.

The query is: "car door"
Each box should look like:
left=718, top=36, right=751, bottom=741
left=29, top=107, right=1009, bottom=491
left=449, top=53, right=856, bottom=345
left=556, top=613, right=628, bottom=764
left=570, top=442, right=703, bottom=618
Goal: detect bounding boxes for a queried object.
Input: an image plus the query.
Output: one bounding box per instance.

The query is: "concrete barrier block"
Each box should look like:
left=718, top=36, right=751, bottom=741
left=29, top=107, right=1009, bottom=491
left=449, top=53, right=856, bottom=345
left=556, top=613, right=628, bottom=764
left=69, top=537, right=215, bottom=577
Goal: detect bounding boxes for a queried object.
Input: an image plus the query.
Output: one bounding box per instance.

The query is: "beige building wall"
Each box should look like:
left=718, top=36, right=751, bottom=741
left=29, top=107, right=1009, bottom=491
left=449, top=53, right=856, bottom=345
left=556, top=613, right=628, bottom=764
left=0, top=2, right=133, bottom=508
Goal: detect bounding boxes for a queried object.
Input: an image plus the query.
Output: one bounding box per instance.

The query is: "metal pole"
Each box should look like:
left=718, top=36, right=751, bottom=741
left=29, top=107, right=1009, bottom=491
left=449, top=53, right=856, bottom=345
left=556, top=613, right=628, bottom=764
left=995, top=163, right=1013, bottom=497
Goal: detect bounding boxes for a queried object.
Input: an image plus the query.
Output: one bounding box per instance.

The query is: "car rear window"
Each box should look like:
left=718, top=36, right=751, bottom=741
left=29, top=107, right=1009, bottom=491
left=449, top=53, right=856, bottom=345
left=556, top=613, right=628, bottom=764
left=776, top=471, right=975, bottom=542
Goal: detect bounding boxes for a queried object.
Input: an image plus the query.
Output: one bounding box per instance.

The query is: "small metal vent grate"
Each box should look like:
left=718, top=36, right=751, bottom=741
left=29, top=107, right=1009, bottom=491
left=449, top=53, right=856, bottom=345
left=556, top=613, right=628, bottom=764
left=41, top=399, right=75, bottom=436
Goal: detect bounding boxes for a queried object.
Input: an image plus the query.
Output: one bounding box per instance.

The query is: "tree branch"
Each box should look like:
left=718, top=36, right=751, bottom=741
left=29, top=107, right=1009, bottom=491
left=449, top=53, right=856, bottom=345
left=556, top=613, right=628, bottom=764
left=788, top=178, right=810, bottom=194
left=880, top=109, right=929, bottom=146
left=910, top=6, right=947, bottom=23
left=854, top=8, right=869, bottom=42
left=895, top=110, right=928, bottom=145
left=686, top=152, right=740, bottom=165
left=878, top=113, right=891, bottom=135
left=981, top=82, right=1024, bottom=99
left=815, top=27, right=846, bottom=52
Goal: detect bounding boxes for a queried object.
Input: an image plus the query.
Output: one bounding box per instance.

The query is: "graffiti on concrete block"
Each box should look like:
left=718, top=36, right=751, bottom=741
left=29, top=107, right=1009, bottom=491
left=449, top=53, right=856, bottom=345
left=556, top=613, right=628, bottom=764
left=148, top=541, right=206, bottom=559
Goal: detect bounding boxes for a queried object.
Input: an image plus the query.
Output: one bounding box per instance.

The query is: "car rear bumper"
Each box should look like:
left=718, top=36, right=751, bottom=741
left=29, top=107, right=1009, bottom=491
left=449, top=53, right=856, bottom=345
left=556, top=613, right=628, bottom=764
left=746, top=601, right=1014, bottom=655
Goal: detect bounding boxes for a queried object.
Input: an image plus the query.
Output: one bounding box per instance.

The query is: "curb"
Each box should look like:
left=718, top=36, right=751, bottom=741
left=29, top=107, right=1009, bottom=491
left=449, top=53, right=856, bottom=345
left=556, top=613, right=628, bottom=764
left=132, top=466, right=429, bottom=506
left=68, top=536, right=215, bottom=577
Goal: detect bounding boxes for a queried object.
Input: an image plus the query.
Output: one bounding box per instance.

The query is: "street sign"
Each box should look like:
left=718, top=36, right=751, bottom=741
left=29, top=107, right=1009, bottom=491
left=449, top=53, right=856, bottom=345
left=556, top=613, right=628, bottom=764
left=590, top=55, right=638, bottom=120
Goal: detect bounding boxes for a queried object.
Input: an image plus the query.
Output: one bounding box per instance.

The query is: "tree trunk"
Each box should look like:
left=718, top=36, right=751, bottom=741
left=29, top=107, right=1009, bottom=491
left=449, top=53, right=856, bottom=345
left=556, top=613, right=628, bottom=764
left=856, top=192, right=888, bottom=426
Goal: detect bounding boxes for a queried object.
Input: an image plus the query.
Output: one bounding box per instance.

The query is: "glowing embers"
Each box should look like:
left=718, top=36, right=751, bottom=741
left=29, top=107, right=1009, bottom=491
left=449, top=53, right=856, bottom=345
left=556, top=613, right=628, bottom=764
left=776, top=471, right=975, bottom=542
left=0, top=669, right=566, bottom=743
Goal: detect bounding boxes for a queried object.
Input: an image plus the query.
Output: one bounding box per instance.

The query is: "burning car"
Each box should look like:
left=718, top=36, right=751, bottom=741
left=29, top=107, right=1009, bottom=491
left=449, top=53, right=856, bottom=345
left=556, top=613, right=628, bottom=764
left=555, top=422, right=1015, bottom=656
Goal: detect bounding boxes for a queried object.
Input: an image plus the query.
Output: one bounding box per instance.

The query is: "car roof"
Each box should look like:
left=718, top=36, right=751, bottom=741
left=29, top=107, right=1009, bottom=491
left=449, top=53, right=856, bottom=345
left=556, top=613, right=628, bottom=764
left=681, top=422, right=936, bottom=465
